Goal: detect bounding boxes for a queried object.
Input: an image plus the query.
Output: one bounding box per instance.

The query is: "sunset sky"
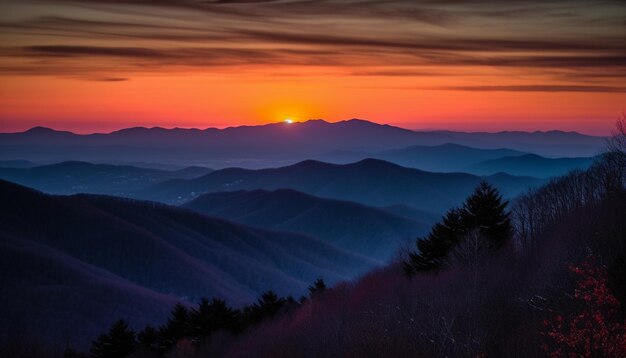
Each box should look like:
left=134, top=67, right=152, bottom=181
left=0, top=0, right=624, bottom=134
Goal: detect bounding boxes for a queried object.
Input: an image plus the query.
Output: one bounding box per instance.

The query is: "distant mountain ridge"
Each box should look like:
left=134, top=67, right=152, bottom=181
left=0, top=120, right=606, bottom=167
left=139, top=158, right=544, bottom=213
left=316, top=143, right=528, bottom=172
left=0, top=159, right=38, bottom=168
left=467, top=154, right=596, bottom=178
left=0, top=161, right=213, bottom=196
left=184, top=189, right=430, bottom=262
left=317, top=143, right=597, bottom=177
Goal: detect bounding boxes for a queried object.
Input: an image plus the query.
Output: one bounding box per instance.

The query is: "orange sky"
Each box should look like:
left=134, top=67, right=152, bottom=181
left=0, top=0, right=624, bottom=135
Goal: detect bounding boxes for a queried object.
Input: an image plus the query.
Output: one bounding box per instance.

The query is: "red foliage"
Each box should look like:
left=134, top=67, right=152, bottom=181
left=542, top=256, right=626, bottom=357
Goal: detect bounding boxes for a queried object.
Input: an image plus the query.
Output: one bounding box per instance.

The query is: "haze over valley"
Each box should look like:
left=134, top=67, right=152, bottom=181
left=1, top=0, right=625, bottom=355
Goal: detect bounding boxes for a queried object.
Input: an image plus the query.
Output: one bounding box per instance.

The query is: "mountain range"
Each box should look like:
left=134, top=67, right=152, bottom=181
left=0, top=161, right=212, bottom=196
left=0, top=118, right=605, bottom=351
left=184, top=189, right=430, bottom=262
left=0, top=160, right=38, bottom=168
left=139, top=159, right=544, bottom=213
left=0, top=120, right=605, bottom=168
left=316, top=143, right=526, bottom=172
left=466, top=154, right=596, bottom=178
left=0, top=180, right=375, bottom=346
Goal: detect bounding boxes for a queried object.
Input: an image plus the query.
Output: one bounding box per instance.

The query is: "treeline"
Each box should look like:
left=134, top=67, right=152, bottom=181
left=404, top=181, right=512, bottom=274
left=65, top=280, right=328, bottom=358
left=514, top=150, right=625, bottom=256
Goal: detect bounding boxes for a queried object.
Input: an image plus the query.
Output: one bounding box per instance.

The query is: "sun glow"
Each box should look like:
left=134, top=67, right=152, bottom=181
left=284, top=118, right=294, bottom=124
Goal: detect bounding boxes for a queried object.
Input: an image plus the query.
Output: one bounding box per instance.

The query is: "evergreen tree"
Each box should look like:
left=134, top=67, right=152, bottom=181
left=460, top=181, right=512, bottom=250
left=404, top=181, right=512, bottom=275
left=136, top=325, right=159, bottom=351
left=403, top=208, right=464, bottom=274
left=90, top=319, right=136, bottom=358
left=308, top=278, right=327, bottom=297
left=244, top=291, right=285, bottom=325
left=189, top=298, right=240, bottom=341
left=157, top=303, right=191, bottom=353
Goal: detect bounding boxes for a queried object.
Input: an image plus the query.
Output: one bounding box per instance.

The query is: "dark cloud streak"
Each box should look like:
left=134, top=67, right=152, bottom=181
left=439, top=85, right=626, bottom=93
left=0, top=0, right=624, bottom=89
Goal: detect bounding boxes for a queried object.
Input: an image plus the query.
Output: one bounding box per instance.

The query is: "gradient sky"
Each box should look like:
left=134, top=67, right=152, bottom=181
left=0, top=0, right=625, bottom=134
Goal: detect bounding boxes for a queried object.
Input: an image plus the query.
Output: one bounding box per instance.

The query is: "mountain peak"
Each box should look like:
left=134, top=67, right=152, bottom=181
left=340, top=118, right=385, bottom=126
left=24, top=126, right=58, bottom=134
left=289, top=159, right=334, bottom=169
left=350, top=158, right=405, bottom=169
left=301, top=119, right=329, bottom=124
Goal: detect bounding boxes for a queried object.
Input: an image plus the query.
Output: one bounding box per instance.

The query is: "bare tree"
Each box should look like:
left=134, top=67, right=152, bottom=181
left=608, top=113, right=626, bottom=156
left=448, top=229, right=486, bottom=272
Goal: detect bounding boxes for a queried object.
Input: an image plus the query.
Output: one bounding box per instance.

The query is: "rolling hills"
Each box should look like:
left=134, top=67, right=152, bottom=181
left=317, top=143, right=597, bottom=177
left=184, top=189, right=430, bottom=262
left=466, top=153, right=596, bottom=177
left=141, top=159, right=544, bottom=213
left=317, top=143, right=526, bottom=172
left=0, top=232, right=178, bottom=349
left=0, top=161, right=212, bottom=196
left=0, top=180, right=376, bottom=347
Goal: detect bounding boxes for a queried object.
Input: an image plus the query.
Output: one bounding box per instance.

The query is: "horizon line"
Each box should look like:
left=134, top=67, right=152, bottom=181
left=0, top=118, right=607, bottom=137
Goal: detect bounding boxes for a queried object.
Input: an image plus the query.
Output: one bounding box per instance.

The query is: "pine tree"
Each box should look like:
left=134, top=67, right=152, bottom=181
left=404, top=181, right=512, bottom=275
left=460, top=181, right=512, bottom=250
left=244, top=291, right=285, bottom=325
left=90, top=319, right=136, bottom=358
left=403, top=208, right=464, bottom=274
left=189, top=298, right=240, bottom=341
left=136, top=325, right=159, bottom=351
left=308, top=278, right=327, bottom=297
left=157, top=303, right=191, bottom=353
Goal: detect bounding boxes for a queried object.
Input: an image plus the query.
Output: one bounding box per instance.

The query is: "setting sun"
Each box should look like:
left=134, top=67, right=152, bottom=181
left=1, top=0, right=625, bottom=354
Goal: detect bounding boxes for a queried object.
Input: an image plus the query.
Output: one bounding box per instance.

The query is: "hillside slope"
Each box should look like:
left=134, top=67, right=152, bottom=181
left=184, top=189, right=430, bottom=262
left=142, top=159, right=543, bottom=213
left=0, top=180, right=375, bottom=346
left=0, top=161, right=212, bottom=196
left=0, top=232, right=178, bottom=349
left=317, top=143, right=527, bottom=172
left=466, top=154, right=595, bottom=177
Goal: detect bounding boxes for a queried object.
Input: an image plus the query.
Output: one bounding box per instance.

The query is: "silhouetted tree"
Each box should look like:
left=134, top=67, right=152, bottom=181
left=460, top=181, right=512, bottom=250
left=404, top=208, right=464, bottom=274
left=404, top=182, right=511, bottom=274
left=136, top=325, right=159, bottom=351
left=90, top=319, right=136, bottom=358
left=608, top=113, right=626, bottom=158
left=308, top=278, right=327, bottom=297
left=244, top=291, right=285, bottom=325
left=512, top=122, right=626, bottom=259
left=190, top=298, right=240, bottom=341
left=157, top=303, right=191, bottom=353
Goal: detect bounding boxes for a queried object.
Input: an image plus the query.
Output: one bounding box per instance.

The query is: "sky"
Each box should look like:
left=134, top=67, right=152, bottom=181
left=0, top=0, right=624, bottom=135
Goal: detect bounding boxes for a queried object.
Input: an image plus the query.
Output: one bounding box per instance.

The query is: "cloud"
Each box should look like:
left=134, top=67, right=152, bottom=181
left=25, top=45, right=169, bottom=58
left=0, top=0, right=624, bottom=84
left=438, top=85, right=626, bottom=93
left=233, top=28, right=626, bottom=53
left=92, top=77, right=129, bottom=81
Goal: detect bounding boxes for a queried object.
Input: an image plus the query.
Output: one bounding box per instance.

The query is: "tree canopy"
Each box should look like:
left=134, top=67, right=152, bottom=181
left=404, top=181, right=512, bottom=275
